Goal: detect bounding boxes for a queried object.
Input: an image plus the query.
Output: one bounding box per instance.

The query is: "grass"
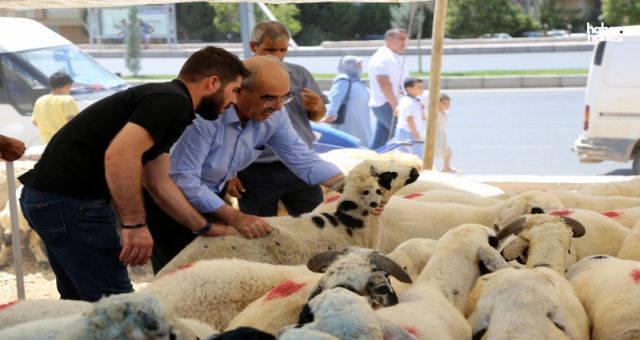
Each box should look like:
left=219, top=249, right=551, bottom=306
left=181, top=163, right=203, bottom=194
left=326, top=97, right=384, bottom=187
left=122, top=69, right=588, bottom=81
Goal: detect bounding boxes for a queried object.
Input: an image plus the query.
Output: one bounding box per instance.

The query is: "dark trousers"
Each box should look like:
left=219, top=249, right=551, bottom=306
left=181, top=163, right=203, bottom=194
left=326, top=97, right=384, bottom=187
left=370, top=103, right=397, bottom=150
left=236, top=161, right=323, bottom=217
left=20, top=185, right=133, bottom=301
left=144, top=189, right=224, bottom=274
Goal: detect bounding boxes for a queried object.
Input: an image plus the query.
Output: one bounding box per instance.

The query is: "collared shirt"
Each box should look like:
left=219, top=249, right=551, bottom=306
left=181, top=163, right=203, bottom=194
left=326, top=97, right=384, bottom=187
left=254, top=61, right=329, bottom=163
left=368, top=45, right=410, bottom=108
left=169, top=106, right=342, bottom=214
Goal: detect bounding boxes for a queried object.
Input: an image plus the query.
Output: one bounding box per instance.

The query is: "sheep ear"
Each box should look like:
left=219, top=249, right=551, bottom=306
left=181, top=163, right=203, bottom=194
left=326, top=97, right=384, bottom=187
left=478, top=246, right=507, bottom=274
left=547, top=310, right=572, bottom=339
left=307, top=250, right=345, bottom=273
left=379, top=318, right=417, bottom=340
left=370, top=254, right=412, bottom=283
left=328, top=178, right=345, bottom=193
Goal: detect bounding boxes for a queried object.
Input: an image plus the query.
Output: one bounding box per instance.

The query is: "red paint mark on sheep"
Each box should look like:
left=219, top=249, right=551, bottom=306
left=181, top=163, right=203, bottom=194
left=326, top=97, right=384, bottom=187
left=165, top=262, right=195, bottom=276
left=549, top=209, right=573, bottom=217
left=602, top=211, right=621, bottom=218
left=264, top=280, right=306, bottom=301
left=324, top=195, right=340, bottom=204
left=402, top=193, right=423, bottom=199
left=403, top=326, right=419, bottom=336
left=0, top=300, right=18, bottom=312
left=631, top=269, right=640, bottom=284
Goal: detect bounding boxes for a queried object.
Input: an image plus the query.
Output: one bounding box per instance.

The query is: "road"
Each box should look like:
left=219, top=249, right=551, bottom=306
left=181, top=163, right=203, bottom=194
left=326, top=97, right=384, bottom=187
left=436, top=87, right=632, bottom=176
left=95, top=50, right=593, bottom=76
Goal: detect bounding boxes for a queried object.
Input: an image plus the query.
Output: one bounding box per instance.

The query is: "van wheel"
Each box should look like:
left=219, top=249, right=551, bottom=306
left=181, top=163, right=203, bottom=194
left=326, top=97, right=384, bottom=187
left=634, top=153, right=640, bottom=175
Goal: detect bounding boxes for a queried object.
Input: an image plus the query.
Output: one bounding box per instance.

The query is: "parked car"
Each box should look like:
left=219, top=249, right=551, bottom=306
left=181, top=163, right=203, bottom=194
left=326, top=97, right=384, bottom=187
left=520, top=31, right=545, bottom=38
left=0, top=17, right=127, bottom=146
left=478, top=33, right=513, bottom=39
left=573, top=26, right=640, bottom=174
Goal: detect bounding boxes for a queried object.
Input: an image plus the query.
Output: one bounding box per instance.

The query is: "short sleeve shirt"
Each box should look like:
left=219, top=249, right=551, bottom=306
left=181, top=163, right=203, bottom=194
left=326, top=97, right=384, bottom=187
left=19, top=80, right=194, bottom=199
left=368, top=45, right=410, bottom=108
left=396, top=96, right=425, bottom=136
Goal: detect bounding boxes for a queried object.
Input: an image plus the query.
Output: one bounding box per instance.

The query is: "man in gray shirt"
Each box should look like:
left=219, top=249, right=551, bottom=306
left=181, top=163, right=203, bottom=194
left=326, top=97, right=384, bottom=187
left=227, top=21, right=328, bottom=216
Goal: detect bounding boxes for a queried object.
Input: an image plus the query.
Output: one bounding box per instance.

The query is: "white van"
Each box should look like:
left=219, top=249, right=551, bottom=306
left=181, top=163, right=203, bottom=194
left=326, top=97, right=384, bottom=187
left=573, top=26, right=640, bottom=174
left=0, top=17, right=127, bottom=146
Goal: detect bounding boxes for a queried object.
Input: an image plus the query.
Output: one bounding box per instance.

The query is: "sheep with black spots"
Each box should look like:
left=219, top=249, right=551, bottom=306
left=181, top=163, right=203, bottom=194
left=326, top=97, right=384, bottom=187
left=566, top=255, right=640, bottom=340
left=374, top=224, right=507, bottom=340
left=159, top=160, right=419, bottom=274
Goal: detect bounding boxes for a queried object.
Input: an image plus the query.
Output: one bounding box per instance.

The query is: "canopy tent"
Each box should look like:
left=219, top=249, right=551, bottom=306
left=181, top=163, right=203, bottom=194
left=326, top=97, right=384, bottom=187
left=1, top=0, right=447, bottom=300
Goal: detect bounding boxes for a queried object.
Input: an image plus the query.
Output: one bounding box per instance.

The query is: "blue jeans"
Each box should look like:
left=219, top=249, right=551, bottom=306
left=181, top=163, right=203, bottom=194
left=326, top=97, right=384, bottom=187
left=370, top=103, right=397, bottom=150
left=20, top=185, right=133, bottom=301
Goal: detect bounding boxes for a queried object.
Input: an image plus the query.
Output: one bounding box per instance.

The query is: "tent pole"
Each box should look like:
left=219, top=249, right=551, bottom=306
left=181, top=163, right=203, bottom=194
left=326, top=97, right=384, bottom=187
left=6, top=162, right=25, bottom=300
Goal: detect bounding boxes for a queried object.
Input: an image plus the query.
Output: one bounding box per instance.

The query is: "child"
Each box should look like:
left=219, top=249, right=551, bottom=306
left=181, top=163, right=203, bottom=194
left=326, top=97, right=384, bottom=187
left=394, top=78, right=426, bottom=157
left=434, top=93, right=458, bottom=173
left=32, top=71, right=79, bottom=143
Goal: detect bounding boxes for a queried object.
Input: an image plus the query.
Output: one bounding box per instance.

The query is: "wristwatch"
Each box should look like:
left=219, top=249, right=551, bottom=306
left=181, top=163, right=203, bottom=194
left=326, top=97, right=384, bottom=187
left=193, top=221, right=213, bottom=236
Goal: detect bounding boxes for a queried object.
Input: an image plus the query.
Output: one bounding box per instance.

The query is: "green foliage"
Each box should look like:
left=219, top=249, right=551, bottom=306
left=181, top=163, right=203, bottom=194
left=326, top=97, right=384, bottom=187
left=390, top=3, right=432, bottom=37
left=352, top=3, right=393, bottom=39
left=602, top=0, right=640, bottom=25
left=125, top=7, right=141, bottom=76
left=175, top=2, right=217, bottom=42
left=540, top=0, right=581, bottom=29
left=447, top=0, right=537, bottom=38
left=295, top=3, right=359, bottom=45
left=209, top=3, right=300, bottom=40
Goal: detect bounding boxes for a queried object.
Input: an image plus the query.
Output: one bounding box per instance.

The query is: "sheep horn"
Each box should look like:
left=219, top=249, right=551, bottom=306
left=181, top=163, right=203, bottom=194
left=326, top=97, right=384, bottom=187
left=496, top=217, right=527, bottom=240
left=306, top=250, right=346, bottom=273
left=370, top=254, right=412, bottom=283
left=561, top=217, right=586, bottom=238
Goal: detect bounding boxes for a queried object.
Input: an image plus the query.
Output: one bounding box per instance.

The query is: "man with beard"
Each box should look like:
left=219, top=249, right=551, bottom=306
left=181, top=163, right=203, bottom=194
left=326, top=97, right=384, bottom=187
left=145, top=56, right=344, bottom=273
left=18, top=46, right=249, bottom=301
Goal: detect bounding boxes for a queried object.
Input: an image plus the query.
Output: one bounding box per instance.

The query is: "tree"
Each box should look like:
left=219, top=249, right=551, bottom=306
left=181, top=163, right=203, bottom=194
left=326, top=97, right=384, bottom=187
left=352, top=3, right=393, bottom=39
left=540, top=0, right=581, bottom=29
left=176, top=2, right=217, bottom=42
left=447, top=0, right=537, bottom=38
left=602, top=0, right=640, bottom=25
left=210, top=3, right=301, bottom=41
left=295, top=3, right=359, bottom=45
left=125, top=7, right=141, bottom=76
left=390, top=3, right=432, bottom=37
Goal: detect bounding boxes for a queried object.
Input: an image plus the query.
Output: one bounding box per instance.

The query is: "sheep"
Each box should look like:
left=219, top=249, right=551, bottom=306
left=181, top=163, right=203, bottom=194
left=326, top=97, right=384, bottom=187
left=395, top=172, right=506, bottom=198
left=374, top=224, right=507, bottom=340
left=281, top=287, right=416, bottom=340
left=158, top=160, right=419, bottom=275
left=595, top=206, right=640, bottom=229
left=0, top=299, right=92, bottom=329
left=0, top=292, right=213, bottom=339
left=566, top=255, right=640, bottom=340
left=376, top=190, right=565, bottom=253
left=0, top=186, right=48, bottom=269
left=319, top=148, right=422, bottom=175
left=495, top=214, right=586, bottom=273
left=618, top=221, right=640, bottom=260
left=397, top=189, right=501, bottom=206
left=465, top=266, right=589, bottom=340
left=227, top=239, right=436, bottom=333
left=546, top=189, right=640, bottom=212
left=225, top=247, right=413, bottom=334
left=0, top=161, right=35, bottom=210
left=578, top=176, right=640, bottom=197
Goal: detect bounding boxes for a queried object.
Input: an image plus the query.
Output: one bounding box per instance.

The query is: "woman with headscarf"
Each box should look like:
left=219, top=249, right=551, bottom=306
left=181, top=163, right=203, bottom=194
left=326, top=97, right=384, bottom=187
left=321, top=56, right=372, bottom=148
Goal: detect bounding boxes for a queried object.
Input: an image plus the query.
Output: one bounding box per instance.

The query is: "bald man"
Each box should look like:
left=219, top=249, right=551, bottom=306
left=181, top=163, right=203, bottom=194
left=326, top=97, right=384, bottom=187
left=145, top=56, right=344, bottom=273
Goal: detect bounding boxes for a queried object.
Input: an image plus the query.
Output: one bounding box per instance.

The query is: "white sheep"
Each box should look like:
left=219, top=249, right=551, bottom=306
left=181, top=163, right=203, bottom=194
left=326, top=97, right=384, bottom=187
left=374, top=224, right=507, bottom=340
left=0, top=299, right=92, bottom=329
left=376, top=190, right=565, bottom=253
left=547, top=189, right=640, bottom=212
left=225, top=240, right=436, bottom=334
left=395, top=172, right=506, bottom=198
left=0, top=161, right=35, bottom=210
left=578, top=177, right=640, bottom=197
left=465, top=266, right=589, bottom=340
left=279, top=287, right=416, bottom=340
left=618, top=221, right=640, bottom=260
left=0, top=292, right=213, bottom=339
left=0, top=186, right=48, bottom=268
left=319, top=148, right=422, bottom=175
left=396, top=189, right=501, bottom=206
left=159, top=160, right=419, bottom=275
left=592, top=206, right=640, bottom=229
left=566, top=255, right=640, bottom=340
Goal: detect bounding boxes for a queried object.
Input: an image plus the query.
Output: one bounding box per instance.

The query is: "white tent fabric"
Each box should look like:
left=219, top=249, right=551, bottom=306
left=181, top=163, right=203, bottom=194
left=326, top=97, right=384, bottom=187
left=0, top=0, right=428, bottom=10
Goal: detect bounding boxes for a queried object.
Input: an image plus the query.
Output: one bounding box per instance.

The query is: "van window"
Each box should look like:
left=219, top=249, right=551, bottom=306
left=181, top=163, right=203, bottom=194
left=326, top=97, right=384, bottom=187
left=604, top=41, right=640, bottom=88
left=16, top=45, right=125, bottom=95
left=1, top=55, right=47, bottom=114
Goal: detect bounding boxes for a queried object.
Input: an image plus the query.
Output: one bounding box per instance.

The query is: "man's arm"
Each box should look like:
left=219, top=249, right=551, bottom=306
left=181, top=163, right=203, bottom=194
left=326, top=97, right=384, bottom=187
left=376, top=75, right=399, bottom=116
left=104, top=123, right=154, bottom=266
left=301, top=87, right=326, bottom=121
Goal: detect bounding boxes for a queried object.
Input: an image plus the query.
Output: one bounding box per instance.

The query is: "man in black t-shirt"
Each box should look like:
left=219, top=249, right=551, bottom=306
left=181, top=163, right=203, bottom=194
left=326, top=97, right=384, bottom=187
left=18, top=46, right=250, bottom=302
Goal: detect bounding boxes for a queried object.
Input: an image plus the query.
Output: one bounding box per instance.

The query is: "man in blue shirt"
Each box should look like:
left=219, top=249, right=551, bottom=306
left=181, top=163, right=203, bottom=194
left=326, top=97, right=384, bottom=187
left=145, top=56, right=343, bottom=273
left=228, top=21, right=329, bottom=218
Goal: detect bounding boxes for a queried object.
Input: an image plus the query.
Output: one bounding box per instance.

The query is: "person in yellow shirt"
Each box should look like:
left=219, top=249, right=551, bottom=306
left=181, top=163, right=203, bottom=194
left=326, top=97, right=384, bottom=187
left=32, top=71, right=79, bottom=143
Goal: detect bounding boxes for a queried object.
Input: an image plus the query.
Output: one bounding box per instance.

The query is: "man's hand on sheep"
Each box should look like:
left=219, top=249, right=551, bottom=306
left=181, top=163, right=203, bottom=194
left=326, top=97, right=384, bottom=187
left=119, top=227, right=153, bottom=266
left=202, top=223, right=238, bottom=237
left=227, top=177, right=245, bottom=198
left=230, top=213, right=272, bottom=239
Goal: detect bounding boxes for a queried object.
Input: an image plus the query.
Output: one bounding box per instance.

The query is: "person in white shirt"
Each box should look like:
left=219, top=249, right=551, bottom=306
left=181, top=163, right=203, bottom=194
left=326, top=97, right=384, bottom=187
left=368, top=28, right=410, bottom=150
left=433, top=93, right=458, bottom=172
left=394, top=78, right=426, bottom=156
